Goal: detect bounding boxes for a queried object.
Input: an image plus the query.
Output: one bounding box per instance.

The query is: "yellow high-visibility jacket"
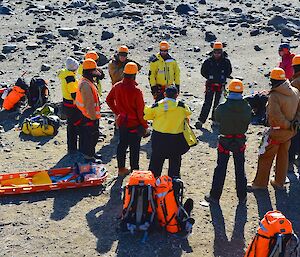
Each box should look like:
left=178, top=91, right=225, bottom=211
left=58, top=69, right=78, bottom=101
left=149, top=53, right=180, bottom=88
left=144, top=98, right=191, bottom=134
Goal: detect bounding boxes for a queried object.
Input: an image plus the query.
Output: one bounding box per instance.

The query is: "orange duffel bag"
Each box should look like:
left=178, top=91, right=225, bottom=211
left=245, top=210, right=299, bottom=257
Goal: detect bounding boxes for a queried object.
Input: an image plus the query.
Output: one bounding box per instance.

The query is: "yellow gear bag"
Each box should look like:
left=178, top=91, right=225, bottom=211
left=183, top=119, right=198, bottom=147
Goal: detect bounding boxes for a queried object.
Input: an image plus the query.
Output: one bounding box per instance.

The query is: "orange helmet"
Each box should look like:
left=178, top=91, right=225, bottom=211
left=85, top=51, right=99, bottom=61
left=213, top=41, right=223, bottom=50
left=270, top=68, right=286, bottom=80
left=160, top=41, right=170, bottom=51
left=82, top=59, right=97, bottom=70
left=228, top=79, right=243, bottom=93
left=292, top=55, right=300, bottom=66
left=118, top=45, right=129, bottom=54
left=124, top=62, right=138, bottom=75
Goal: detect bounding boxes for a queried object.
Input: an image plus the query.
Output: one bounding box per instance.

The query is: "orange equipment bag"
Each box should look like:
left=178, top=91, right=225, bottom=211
left=3, top=85, right=26, bottom=110
left=121, top=170, right=156, bottom=235
left=155, top=176, right=194, bottom=236
left=245, top=210, right=299, bottom=257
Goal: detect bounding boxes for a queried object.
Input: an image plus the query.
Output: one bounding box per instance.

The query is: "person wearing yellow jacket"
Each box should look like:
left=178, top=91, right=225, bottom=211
left=58, top=57, right=81, bottom=154
left=144, top=86, right=191, bottom=178
left=78, top=51, right=105, bottom=97
left=148, top=41, right=180, bottom=102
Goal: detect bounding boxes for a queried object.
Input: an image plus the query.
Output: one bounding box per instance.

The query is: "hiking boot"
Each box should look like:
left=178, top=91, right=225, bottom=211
left=195, top=121, right=203, bottom=129
left=294, top=157, right=299, bottom=168
left=118, top=167, right=130, bottom=177
left=270, top=179, right=285, bottom=190
left=84, top=157, right=102, bottom=164
left=246, top=183, right=267, bottom=192
left=204, top=194, right=219, bottom=204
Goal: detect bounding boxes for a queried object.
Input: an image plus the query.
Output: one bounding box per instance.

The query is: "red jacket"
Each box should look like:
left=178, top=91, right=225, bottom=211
left=106, top=78, right=148, bottom=129
left=279, top=52, right=295, bottom=80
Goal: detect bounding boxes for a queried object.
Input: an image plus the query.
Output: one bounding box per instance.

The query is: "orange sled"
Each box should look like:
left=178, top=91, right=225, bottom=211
left=0, top=164, right=108, bottom=196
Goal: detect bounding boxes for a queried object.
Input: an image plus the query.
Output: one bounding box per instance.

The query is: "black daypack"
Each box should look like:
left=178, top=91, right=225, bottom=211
left=28, top=77, right=49, bottom=108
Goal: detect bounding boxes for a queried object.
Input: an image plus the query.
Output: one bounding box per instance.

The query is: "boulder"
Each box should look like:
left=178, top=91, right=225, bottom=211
left=205, top=31, right=217, bottom=42
left=101, top=31, right=114, bottom=40
left=58, top=28, right=79, bottom=37
left=175, top=4, right=197, bottom=15
left=2, top=44, right=17, bottom=54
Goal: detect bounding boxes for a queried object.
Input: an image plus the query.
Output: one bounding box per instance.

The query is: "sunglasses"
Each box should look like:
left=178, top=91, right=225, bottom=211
left=160, top=50, right=168, bottom=53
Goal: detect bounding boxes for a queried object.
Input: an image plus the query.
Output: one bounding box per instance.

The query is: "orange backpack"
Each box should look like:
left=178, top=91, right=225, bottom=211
left=155, top=176, right=194, bottom=236
left=245, top=210, right=299, bottom=257
left=121, top=171, right=156, bottom=236
left=3, top=78, right=28, bottom=111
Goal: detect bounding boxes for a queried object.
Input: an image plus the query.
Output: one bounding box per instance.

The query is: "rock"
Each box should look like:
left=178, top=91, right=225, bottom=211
left=108, top=1, right=126, bottom=8
left=128, top=0, right=147, bottom=3
left=36, top=33, right=54, bottom=40
left=205, top=31, right=217, bottom=42
left=250, top=29, right=260, bottom=36
left=281, top=27, right=297, bottom=37
left=175, top=4, right=198, bottom=15
left=2, top=44, right=17, bottom=54
left=98, top=53, right=109, bottom=66
left=165, top=4, right=174, bottom=10
left=193, top=46, right=201, bottom=52
left=198, top=0, right=206, bottom=4
left=67, top=0, right=87, bottom=8
left=180, top=29, right=187, bottom=36
left=58, top=27, right=79, bottom=37
left=35, top=25, right=47, bottom=33
left=101, top=31, right=114, bottom=40
left=16, top=35, right=27, bottom=42
left=254, top=45, right=262, bottom=51
left=267, top=15, right=287, bottom=30
left=0, top=5, right=14, bottom=15
left=0, top=53, right=6, bottom=61
left=232, top=7, right=242, bottom=13
left=26, top=43, right=40, bottom=50
left=267, top=5, right=284, bottom=12
left=41, top=64, right=51, bottom=71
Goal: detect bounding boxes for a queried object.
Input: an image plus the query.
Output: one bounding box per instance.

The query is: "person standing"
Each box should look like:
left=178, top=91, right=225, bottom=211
left=58, top=57, right=81, bottom=154
left=144, top=86, right=191, bottom=178
left=106, top=62, right=148, bottom=176
left=195, top=42, right=232, bottom=128
left=279, top=43, right=295, bottom=80
left=78, top=51, right=105, bottom=96
left=75, top=59, right=102, bottom=163
left=108, top=45, right=141, bottom=86
left=289, top=55, right=300, bottom=170
left=148, top=41, right=180, bottom=102
left=205, top=79, right=251, bottom=204
left=248, top=68, right=300, bottom=190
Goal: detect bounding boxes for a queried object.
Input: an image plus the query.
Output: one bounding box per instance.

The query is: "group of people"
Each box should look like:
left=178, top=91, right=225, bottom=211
left=58, top=40, right=300, bottom=204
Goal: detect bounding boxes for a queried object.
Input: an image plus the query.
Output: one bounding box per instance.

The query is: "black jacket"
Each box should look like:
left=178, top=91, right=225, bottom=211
left=201, top=52, right=232, bottom=84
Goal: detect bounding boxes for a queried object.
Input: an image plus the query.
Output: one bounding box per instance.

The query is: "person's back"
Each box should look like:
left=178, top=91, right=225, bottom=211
left=267, top=80, right=300, bottom=143
left=146, top=99, right=190, bottom=135
left=216, top=98, right=251, bottom=136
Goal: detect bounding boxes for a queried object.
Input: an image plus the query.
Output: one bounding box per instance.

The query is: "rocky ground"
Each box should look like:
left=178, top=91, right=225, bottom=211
left=0, top=0, right=300, bottom=256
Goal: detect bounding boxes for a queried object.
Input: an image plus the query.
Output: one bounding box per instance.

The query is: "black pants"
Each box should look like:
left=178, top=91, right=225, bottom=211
left=199, top=88, right=222, bottom=123
left=79, top=119, right=99, bottom=159
left=62, top=105, right=81, bottom=152
left=289, top=131, right=300, bottom=163
left=210, top=148, right=247, bottom=201
left=117, top=127, right=142, bottom=170
left=149, top=131, right=189, bottom=178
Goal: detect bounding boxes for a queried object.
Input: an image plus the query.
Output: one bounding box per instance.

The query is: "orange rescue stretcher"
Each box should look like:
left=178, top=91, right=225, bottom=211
left=0, top=164, right=108, bottom=196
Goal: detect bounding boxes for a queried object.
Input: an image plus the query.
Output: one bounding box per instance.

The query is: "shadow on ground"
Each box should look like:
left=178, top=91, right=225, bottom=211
left=86, top=177, right=192, bottom=257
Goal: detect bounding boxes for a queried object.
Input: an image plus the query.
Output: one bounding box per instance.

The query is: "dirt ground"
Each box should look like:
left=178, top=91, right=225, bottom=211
left=0, top=0, right=300, bottom=256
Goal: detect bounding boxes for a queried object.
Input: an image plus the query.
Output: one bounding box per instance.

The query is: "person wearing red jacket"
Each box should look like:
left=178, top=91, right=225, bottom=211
left=279, top=43, right=295, bottom=80
left=106, top=62, right=149, bottom=176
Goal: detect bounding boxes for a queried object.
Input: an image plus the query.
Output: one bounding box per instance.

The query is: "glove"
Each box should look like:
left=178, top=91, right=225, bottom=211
left=291, top=120, right=300, bottom=131
left=96, top=68, right=105, bottom=80
left=143, top=128, right=151, bottom=138
left=151, top=85, right=161, bottom=99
